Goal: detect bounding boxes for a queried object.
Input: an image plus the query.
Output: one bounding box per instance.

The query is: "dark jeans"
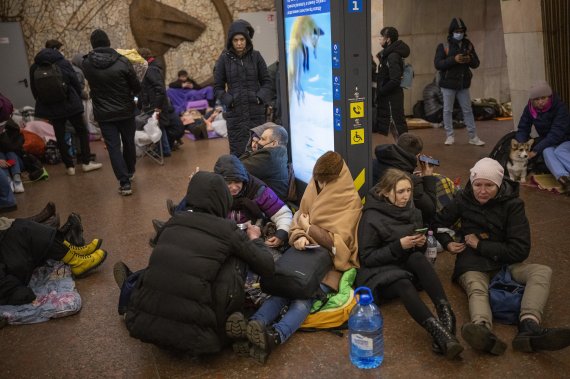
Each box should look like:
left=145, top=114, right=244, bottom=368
left=118, top=269, right=144, bottom=315
left=379, top=251, right=448, bottom=325
left=51, top=113, right=91, bottom=167
left=99, top=118, right=136, bottom=186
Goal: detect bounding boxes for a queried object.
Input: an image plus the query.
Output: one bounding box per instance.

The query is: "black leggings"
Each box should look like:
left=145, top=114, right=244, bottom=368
left=379, top=252, right=448, bottom=326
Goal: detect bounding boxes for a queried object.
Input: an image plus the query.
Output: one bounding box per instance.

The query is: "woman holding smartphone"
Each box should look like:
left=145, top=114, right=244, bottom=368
left=355, top=168, right=463, bottom=359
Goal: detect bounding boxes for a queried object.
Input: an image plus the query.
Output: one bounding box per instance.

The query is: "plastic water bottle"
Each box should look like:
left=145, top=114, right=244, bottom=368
left=349, top=287, right=384, bottom=369
left=426, top=230, right=438, bottom=264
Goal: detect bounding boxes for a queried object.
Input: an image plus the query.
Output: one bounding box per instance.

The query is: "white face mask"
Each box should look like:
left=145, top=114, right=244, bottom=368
left=453, top=32, right=464, bottom=41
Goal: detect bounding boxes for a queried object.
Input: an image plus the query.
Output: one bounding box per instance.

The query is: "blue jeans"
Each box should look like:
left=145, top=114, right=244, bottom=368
left=543, top=141, right=570, bottom=179
left=250, top=284, right=330, bottom=343
left=441, top=87, right=477, bottom=138
left=0, top=169, right=15, bottom=208
left=0, top=152, right=22, bottom=176
left=99, top=118, right=136, bottom=186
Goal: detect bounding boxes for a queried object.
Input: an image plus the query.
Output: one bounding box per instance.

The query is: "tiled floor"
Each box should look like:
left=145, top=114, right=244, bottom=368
left=1, top=120, right=569, bottom=378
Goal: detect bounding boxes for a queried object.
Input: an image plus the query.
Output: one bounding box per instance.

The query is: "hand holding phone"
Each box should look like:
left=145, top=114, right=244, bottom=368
left=305, top=244, right=320, bottom=249
left=418, top=155, right=440, bottom=166
left=414, top=227, right=428, bottom=235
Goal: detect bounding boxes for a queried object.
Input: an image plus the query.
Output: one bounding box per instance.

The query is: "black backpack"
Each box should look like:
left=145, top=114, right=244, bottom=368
left=33, top=61, right=68, bottom=104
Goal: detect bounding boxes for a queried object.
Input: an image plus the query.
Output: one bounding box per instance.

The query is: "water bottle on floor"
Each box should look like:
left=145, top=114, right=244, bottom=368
left=426, top=230, right=438, bottom=264
left=349, top=286, right=383, bottom=369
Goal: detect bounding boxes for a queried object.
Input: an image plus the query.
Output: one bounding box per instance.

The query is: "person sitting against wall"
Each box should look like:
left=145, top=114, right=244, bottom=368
left=433, top=157, right=570, bottom=355
left=356, top=168, right=463, bottom=360
left=167, top=69, right=215, bottom=108
left=515, top=80, right=570, bottom=194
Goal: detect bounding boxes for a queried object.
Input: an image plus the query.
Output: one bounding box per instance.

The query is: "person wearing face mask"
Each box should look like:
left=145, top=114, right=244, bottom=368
left=356, top=168, right=463, bottom=360
left=375, top=27, right=410, bottom=138
left=434, top=18, right=485, bottom=146
left=433, top=157, right=570, bottom=355
left=214, top=20, right=272, bottom=157
left=515, top=81, right=570, bottom=194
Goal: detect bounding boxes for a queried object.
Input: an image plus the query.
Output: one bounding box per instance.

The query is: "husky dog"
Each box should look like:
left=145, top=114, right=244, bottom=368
left=287, top=16, right=324, bottom=104
left=507, top=139, right=534, bottom=182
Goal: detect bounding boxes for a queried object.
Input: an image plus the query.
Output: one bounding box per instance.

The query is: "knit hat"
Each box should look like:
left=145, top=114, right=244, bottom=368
left=528, top=80, right=552, bottom=99
left=0, top=93, right=14, bottom=122
left=470, top=157, right=504, bottom=187
left=313, top=151, right=343, bottom=183
left=90, top=29, right=110, bottom=49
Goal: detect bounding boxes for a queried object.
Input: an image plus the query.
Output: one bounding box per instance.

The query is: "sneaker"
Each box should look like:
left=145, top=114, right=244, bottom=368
left=469, top=136, right=486, bottom=146
left=119, top=183, right=133, bottom=196
left=82, top=161, right=102, bottom=172
left=66, top=167, right=76, bottom=176
left=445, top=136, right=455, bottom=145
left=8, top=179, right=14, bottom=192
left=13, top=181, right=24, bottom=193
left=113, top=261, right=132, bottom=289
left=128, top=173, right=135, bottom=181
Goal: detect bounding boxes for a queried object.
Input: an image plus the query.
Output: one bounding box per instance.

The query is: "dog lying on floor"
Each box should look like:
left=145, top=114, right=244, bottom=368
left=507, top=139, right=534, bottom=182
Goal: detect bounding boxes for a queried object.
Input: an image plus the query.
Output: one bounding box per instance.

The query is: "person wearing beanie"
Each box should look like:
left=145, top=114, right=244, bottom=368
left=375, top=26, right=410, bottom=138
left=83, top=29, right=141, bottom=196
left=434, top=157, right=570, bottom=356
left=434, top=17, right=485, bottom=146
left=236, top=151, right=361, bottom=364
left=515, top=80, right=570, bottom=194
left=214, top=19, right=272, bottom=156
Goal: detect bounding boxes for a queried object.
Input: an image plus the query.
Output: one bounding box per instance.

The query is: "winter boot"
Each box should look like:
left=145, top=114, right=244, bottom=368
left=226, top=312, right=248, bottom=339
left=113, top=261, right=132, bottom=289
left=558, top=175, right=570, bottom=195
left=59, top=213, right=85, bottom=246
left=512, top=318, right=570, bottom=352
left=152, top=219, right=165, bottom=234
left=62, top=249, right=107, bottom=277
left=436, top=300, right=457, bottom=335
left=42, top=213, right=61, bottom=229
left=63, top=239, right=103, bottom=256
left=26, top=202, right=56, bottom=223
left=461, top=322, right=507, bottom=355
left=166, top=199, right=176, bottom=216
left=246, top=320, right=281, bottom=364
left=423, top=317, right=464, bottom=360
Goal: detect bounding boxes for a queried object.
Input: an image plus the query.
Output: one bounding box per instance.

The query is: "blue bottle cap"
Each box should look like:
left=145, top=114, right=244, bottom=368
left=359, top=293, right=372, bottom=305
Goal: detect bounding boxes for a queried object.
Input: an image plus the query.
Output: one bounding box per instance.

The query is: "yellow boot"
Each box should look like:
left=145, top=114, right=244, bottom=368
left=62, top=249, right=107, bottom=277
left=63, top=239, right=102, bottom=256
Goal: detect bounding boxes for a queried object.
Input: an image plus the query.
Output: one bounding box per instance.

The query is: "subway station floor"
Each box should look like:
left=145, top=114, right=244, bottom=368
left=1, top=120, right=569, bottom=378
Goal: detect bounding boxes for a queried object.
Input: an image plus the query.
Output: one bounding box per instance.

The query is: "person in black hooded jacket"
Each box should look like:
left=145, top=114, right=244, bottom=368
left=433, top=158, right=570, bottom=356
left=214, top=19, right=272, bottom=157
left=30, top=42, right=102, bottom=176
left=375, top=27, right=410, bottom=137
left=356, top=168, right=463, bottom=360
left=82, top=29, right=141, bottom=196
left=120, top=171, right=274, bottom=354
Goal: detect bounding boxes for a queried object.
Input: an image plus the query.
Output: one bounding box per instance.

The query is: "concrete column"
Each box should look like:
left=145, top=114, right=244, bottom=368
left=500, top=0, right=546, bottom=129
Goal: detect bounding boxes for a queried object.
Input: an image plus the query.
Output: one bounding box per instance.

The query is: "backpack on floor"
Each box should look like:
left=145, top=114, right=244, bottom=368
left=33, top=62, right=68, bottom=104
left=43, top=140, right=61, bottom=165
left=489, top=266, right=525, bottom=324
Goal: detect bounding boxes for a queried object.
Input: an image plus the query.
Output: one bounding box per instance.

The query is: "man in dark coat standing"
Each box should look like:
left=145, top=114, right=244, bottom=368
left=375, top=27, right=410, bottom=138
left=122, top=171, right=275, bottom=354
left=83, top=29, right=141, bottom=196
left=214, top=20, right=272, bottom=157
left=30, top=40, right=102, bottom=176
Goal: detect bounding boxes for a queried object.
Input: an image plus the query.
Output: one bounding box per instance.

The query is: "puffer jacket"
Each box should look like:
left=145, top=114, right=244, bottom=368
left=241, top=145, right=289, bottom=201
left=434, top=19, right=480, bottom=90
left=82, top=47, right=141, bottom=122
left=376, top=40, right=410, bottom=97
left=214, top=20, right=272, bottom=156
left=355, top=187, right=424, bottom=303
left=433, top=179, right=531, bottom=281
left=30, top=48, right=84, bottom=120
left=125, top=171, right=274, bottom=353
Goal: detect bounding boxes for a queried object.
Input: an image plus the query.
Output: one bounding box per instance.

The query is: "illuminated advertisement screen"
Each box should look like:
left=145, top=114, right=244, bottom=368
left=283, top=0, right=333, bottom=183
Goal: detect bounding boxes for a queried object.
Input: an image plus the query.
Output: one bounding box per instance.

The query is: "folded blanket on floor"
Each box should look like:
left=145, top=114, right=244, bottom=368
left=0, top=260, right=82, bottom=325
left=530, top=174, right=564, bottom=193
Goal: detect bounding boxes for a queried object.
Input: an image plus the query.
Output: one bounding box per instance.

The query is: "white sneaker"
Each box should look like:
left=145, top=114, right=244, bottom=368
left=444, top=136, right=455, bottom=145
left=13, top=181, right=24, bottom=193
left=8, top=179, right=14, bottom=192
left=469, top=136, right=486, bottom=146
left=82, top=161, right=102, bottom=172
left=66, top=167, right=76, bottom=176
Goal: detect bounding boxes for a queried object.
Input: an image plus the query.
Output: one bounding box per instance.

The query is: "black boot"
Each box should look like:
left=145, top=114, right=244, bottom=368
left=246, top=320, right=281, bottom=364
left=26, top=202, right=56, bottom=223
left=59, top=213, right=84, bottom=246
left=226, top=312, right=251, bottom=357
left=42, top=213, right=61, bottom=229
left=152, top=219, right=165, bottom=234
left=423, top=317, right=463, bottom=360
left=512, top=318, right=570, bottom=352
left=558, top=176, right=570, bottom=195
left=166, top=199, right=176, bottom=216
left=461, top=322, right=507, bottom=355
left=436, top=300, right=457, bottom=335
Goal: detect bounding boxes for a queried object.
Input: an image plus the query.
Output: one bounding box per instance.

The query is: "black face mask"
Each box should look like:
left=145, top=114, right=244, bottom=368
left=382, top=42, right=389, bottom=49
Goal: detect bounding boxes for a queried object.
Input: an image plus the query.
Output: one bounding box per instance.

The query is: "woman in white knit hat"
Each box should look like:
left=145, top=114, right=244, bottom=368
left=433, top=157, right=570, bottom=356
left=515, top=80, right=570, bottom=194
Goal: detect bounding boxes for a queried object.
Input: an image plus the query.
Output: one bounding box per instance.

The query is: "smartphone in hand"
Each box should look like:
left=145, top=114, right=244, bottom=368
left=305, top=244, right=320, bottom=249
left=418, top=155, right=440, bottom=166
left=414, top=227, right=428, bottom=235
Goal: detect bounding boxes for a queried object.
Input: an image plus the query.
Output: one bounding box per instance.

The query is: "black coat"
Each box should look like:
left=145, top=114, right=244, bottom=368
left=0, top=219, right=57, bottom=305
left=82, top=47, right=141, bottom=122
left=372, top=144, right=437, bottom=224
left=0, top=119, right=24, bottom=153
left=214, top=21, right=272, bottom=156
left=125, top=172, right=274, bottom=354
left=140, top=60, right=168, bottom=112
left=355, top=188, right=424, bottom=303
left=433, top=180, right=531, bottom=281
left=30, top=48, right=84, bottom=120
left=241, top=145, right=289, bottom=201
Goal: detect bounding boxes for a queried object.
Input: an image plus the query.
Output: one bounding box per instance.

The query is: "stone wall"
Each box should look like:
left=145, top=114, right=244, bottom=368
left=1, top=0, right=274, bottom=84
